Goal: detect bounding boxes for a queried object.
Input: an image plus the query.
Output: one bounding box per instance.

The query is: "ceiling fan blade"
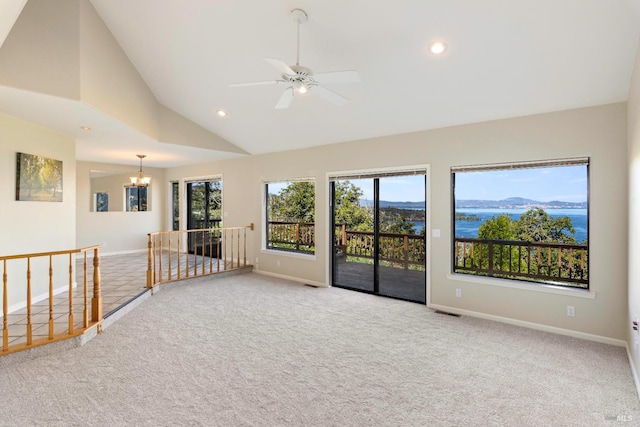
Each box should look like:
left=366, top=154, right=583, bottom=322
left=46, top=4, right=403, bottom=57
left=313, top=70, right=361, bottom=84
left=275, top=88, right=294, bottom=109
left=229, top=80, right=279, bottom=88
left=265, top=58, right=296, bottom=75
left=311, top=85, right=349, bottom=106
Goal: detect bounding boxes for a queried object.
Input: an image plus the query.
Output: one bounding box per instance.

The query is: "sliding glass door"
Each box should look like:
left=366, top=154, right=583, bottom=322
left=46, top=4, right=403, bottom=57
left=186, top=179, right=222, bottom=256
left=331, top=172, right=426, bottom=303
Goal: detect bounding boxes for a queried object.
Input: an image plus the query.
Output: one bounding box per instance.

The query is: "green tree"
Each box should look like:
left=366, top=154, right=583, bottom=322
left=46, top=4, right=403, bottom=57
left=380, top=209, right=416, bottom=234
left=514, top=208, right=576, bottom=243
left=471, top=208, right=582, bottom=282
left=41, top=158, right=62, bottom=197
left=477, top=214, right=516, bottom=240
left=269, top=181, right=315, bottom=222
left=333, top=181, right=373, bottom=231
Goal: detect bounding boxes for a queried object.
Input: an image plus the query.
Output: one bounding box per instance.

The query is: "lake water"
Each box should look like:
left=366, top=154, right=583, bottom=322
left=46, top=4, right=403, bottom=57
left=412, top=208, right=588, bottom=242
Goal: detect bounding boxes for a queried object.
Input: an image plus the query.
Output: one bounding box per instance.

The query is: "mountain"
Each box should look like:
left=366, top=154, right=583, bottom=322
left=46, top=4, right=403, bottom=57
left=455, top=197, right=587, bottom=209
left=361, top=197, right=587, bottom=210
left=360, top=199, right=425, bottom=209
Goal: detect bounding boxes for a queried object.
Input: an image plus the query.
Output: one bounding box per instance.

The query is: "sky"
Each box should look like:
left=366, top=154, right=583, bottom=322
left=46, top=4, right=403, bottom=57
left=267, top=164, right=587, bottom=203
left=454, top=165, right=588, bottom=202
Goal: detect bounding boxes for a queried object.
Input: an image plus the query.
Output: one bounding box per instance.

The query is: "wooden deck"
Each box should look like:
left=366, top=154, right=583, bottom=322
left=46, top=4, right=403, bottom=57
left=333, top=257, right=426, bottom=303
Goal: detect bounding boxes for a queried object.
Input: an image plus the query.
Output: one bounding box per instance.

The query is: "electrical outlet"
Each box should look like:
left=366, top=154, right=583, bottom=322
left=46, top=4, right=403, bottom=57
left=455, top=288, right=462, bottom=298
left=567, top=305, right=575, bottom=317
left=276, top=260, right=280, bottom=268
left=255, top=257, right=259, bottom=264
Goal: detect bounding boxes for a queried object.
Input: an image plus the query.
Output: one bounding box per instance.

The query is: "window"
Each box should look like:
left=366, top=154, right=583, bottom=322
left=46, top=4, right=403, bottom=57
left=451, top=159, right=589, bottom=289
left=125, top=186, right=148, bottom=212
left=265, top=180, right=315, bottom=254
left=95, top=192, right=109, bottom=212
left=171, top=181, right=179, bottom=230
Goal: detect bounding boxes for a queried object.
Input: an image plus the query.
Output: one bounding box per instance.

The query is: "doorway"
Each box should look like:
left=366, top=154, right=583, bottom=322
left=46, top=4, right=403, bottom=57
left=186, top=179, right=222, bottom=256
left=330, top=172, right=426, bottom=303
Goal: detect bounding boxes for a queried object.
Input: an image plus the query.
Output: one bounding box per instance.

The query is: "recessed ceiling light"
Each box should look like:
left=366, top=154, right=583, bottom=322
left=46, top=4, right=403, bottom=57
left=429, top=41, right=448, bottom=55
left=80, top=126, right=91, bottom=131
left=216, top=109, right=227, bottom=117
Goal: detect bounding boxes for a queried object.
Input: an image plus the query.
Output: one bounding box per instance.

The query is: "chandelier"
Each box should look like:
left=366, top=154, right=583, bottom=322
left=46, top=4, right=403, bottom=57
left=130, top=154, right=151, bottom=187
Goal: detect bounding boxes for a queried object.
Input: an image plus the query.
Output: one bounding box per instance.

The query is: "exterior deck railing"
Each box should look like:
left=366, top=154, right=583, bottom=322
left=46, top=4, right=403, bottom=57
left=267, top=222, right=425, bottom=269
left=1, top=245, right=102, bottom=356
left=453, top=237, right=588, bottom=288
left=267, top=221, right=315, bottom=253
left=334, top=224, right=425, bottom=269
left=147, top=224, right=254, bottom=287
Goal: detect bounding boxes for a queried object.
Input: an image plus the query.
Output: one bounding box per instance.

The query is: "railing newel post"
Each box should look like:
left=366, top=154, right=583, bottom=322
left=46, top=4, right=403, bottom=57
left=91, top=248, right=102, bottom=324
left=2, top=260, right=7, bottom=352
left=146, top=234, right=153, bottom=288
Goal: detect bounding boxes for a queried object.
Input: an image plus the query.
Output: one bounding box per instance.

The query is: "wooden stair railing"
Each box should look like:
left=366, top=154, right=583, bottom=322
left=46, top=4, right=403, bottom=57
left=1, top=245, right=102, bottom=356
left=147, top=224, right=254, bottom=288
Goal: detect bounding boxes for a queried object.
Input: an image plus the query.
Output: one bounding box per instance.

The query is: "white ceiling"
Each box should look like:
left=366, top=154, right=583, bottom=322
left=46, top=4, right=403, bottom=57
left=3, top=0, right=640, bottom=167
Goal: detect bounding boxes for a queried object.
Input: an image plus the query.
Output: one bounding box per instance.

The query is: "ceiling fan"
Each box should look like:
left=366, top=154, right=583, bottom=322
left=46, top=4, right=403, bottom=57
left=229, top=9, right=360, bottom=109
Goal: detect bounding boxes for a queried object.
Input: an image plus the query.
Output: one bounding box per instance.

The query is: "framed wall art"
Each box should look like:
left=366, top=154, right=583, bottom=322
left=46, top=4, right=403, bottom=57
left=16, top=152, right=63, bottom=202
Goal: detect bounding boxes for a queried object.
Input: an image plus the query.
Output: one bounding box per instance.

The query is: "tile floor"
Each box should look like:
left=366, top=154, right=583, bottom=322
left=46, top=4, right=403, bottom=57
left=2, top=252, right=149, bottom=350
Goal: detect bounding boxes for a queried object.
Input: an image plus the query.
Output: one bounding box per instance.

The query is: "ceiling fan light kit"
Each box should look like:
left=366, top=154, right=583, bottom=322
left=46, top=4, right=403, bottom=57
left=229, top=9, right=360, bottom=109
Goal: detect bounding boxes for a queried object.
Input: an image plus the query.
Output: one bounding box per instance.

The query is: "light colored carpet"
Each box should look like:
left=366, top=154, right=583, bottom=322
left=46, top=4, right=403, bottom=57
left=0, top=273, right=638, bottom=426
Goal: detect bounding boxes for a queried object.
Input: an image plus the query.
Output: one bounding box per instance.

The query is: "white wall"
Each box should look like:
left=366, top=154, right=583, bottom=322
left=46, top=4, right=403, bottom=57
left=627, top=38, right=640, bottom=392
left=0, top=112, right=76, bottom=309
left=76, top=161, right=165, bottom=254
left=167, top=103, right=627, bottom=342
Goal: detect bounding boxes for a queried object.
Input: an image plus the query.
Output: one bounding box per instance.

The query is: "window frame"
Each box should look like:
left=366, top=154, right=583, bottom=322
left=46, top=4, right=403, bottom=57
left=263, top=178, right=316, bottom=256
left=124, top=185, right=148, bottom=212
left=450, top=158, right=589, bottom=290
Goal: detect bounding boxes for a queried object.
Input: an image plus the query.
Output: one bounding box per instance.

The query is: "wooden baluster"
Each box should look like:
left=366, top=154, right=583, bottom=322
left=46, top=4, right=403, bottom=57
left=68, top=253, right=74, bottom=334
left=237, top=228, right=241, bottom=268
left=208, top=230, right=213, bottom=273
left=557, top=247, right=562, bottom=277
left=158, top=233, right=164, bottom=282
left=48, top=255, right=54, bottom=339
left=168, top=234, right=172, bottom=281
left=146, top=234, right=153, bottom=287
left=223, top=229, right=227, bottom=270
left=201, top=230, right=205, bottom=276
left=462, top=241, right=467, bottom=266
left=83, top=252, right=88, bottom=328
left=403, top=235, right=409, bottom=270
left=91, top=248, right=102, bottom=323
left=26, top=257, right=32, bottom=345
left=3, top=260, right=8, bottom=351
left=243, top=227, right=247, bottom=266
left=231, top=229, right=235, bottom=269
left=178, top=232, right=182, bottom=279
left=217, top=229, right=221, bottom=272
left=568, top=247, right=573, bottom=276
left=295, top=223, right=300, bottom=251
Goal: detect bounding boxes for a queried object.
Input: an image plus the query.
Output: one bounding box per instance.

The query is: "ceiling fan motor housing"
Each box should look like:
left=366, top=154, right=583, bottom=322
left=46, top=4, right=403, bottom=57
left=283, top=65, right=314, bottom=85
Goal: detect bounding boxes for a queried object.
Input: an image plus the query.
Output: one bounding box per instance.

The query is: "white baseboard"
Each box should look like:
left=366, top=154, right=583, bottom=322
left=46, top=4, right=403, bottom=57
left=86, top=248, right=147, bottom=258
left=429, top=303, right=626, bottom=347
left=253, top=269, right=327, bottom=288
left=624, top=343, right=640, bottom=400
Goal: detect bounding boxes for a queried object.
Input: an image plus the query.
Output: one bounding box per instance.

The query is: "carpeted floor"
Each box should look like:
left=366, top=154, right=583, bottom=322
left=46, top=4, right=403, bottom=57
left=0, top=273, right=638, bottom=426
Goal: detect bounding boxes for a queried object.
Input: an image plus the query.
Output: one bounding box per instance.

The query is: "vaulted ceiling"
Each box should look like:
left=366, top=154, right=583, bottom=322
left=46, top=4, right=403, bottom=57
left=1, top=0, right=640, bottom=167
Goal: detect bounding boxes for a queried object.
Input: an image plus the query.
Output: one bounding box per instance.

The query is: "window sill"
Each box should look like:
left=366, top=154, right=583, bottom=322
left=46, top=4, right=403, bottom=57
left=260, top=248, right=316, bottom=261
left=446, top=273, right=595, bottom=299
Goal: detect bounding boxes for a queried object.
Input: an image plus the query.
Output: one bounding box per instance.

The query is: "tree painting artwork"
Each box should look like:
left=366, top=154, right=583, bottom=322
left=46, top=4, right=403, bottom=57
left=16, top=152, right=63, bottom=202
